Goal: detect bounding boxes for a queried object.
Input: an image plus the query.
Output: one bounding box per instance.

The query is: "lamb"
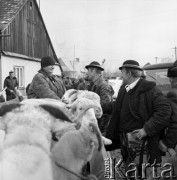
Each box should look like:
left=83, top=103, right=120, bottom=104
left=52, top=121, right=102, bottom=180
left=0, top=101, right=73, bottom=180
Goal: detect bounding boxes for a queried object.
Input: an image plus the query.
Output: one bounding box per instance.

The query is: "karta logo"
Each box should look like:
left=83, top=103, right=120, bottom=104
left=104, top=158, right=176, bottom=179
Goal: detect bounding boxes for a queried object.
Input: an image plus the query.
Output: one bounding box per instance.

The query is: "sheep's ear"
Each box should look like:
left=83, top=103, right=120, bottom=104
left=39, top=104, right=72, bottom=122
left=0, top=103, right=21, bottom=117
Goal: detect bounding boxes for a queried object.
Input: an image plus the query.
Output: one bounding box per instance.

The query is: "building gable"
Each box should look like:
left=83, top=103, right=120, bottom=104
left=0, top=0, right=62, bottom=72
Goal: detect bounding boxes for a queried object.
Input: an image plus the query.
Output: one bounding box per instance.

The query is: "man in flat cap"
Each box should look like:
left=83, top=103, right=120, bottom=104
left=4, top=70, right=19, bottom=101
left=85, top=61, right=113, bottom=135
left=103, top=60, right=171, bottom=178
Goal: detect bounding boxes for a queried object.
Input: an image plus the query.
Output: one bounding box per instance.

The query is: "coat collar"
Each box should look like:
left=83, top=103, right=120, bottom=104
left=130, top=79, right=156, bottom=94
left=92, top=75, right=103, bottom=86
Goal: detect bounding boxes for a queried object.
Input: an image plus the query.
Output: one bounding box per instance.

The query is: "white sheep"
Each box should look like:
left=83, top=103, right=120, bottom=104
left=52, top=121, right=102, bottom=180
left=0, top=102, right=73, bottom=180
left=62, top=90, right=112, bottom=146
left=61, top=89, right=100, bottom=106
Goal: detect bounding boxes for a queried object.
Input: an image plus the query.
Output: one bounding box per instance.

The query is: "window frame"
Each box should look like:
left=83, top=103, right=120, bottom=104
left=13, top=66, right=25, bottom=88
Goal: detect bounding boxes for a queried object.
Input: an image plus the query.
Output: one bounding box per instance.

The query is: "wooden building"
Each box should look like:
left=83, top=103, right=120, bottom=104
left=0, top=0, right=63, bottom=95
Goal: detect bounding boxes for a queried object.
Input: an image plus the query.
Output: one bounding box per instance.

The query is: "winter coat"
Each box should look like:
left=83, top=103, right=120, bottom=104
left=162, top=89, right=177, bottom=148
left=104, top=79, right=171, bottom=163
left=27, top=70, right=65, bottom=100
left=4, top=76, right=19, bottom=95
left=90, top=75, right=113, bottom=134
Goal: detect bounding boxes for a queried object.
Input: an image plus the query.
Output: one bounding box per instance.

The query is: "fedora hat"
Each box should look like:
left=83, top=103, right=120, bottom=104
left=85, top=61, right=104, bottom=71
left=119, top=60, right=142, bottom=71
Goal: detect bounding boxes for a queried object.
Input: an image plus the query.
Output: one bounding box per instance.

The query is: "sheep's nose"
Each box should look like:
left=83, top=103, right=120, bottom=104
left=62, top=98, right=69, bottom=104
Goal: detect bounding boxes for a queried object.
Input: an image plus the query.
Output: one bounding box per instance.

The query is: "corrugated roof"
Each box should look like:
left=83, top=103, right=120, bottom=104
left=0, top=0, right=27, bottom=31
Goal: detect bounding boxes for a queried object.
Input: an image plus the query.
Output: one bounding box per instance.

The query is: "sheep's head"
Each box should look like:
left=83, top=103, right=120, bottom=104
left=0, top=100, right=73, bottom=136
left=61, top=89, right=78, bottom=104
left=66, top=98, right=103, bottom=123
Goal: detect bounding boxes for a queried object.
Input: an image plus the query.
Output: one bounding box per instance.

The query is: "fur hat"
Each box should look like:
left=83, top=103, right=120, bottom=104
left=119, top=60, right=142, bottom=71
left=41, top=56, right=55, bottom=68
left=85, top=61, right=104, bottom=71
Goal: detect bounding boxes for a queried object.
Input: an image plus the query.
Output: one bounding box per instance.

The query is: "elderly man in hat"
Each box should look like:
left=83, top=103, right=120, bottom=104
left=27, top=56, right=65, bottom=99
left=159, top=62, right=177, bottom=156
left=85, top=61, right=113, bottom=135
left=3, top=70, right=19, bottom=101
left=103, top=60, right=171, bottom=178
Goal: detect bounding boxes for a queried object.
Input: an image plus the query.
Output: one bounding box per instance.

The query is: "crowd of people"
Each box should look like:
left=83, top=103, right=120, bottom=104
left=4, top=55, right=177, bottom=179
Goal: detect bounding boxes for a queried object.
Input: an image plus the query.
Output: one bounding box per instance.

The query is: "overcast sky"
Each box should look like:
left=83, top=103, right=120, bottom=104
left=39, top=0, right=177, bottom=71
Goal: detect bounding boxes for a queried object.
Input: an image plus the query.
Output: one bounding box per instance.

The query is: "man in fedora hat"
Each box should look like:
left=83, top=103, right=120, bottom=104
left=3, top=70, right=19, bottom=101
left=84, top=61, right=113, bottom=179
left=103, top=60, right=171, bottom=177
left=85, top=61, right=113, bottom=135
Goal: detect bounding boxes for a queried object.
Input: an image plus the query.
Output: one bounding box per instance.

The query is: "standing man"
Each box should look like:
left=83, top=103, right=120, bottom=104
left=4, top=70, right=19, bottom=101
left=27, top=56, right=65, bottom=99
left=85, top=61, right=113, bottom=135
left=159, top=63, right=177, bottom=156
left=103, top=60, right=171, bottom=177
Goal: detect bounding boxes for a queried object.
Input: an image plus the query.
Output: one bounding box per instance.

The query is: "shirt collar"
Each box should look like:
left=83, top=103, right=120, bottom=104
left=125, top=78, right=140, bottom=92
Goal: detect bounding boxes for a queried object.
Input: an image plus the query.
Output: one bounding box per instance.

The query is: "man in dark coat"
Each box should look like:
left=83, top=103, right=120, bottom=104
left=4, top=70, right=19, bottom=101
left=159, top=63, right=177, bottom=156
left=103, top=60, right=171, bottom=177
left=85, top=61, right=113, bottom=135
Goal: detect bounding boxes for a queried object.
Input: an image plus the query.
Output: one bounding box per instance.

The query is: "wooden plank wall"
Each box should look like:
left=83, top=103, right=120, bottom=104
left=1, top=0, right=55, bottom=60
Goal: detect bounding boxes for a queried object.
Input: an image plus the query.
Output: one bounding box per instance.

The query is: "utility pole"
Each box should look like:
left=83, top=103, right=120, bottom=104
left=172, top=47, right=177, bottom=61
left=155, top=57, right=158, bottom=64
left=73, top=44, right=75, bottom=77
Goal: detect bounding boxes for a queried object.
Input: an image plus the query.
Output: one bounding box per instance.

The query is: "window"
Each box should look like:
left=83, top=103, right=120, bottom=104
left=14, top=66, right=24, bottom=88
left=30, top=1, right=33, bottom=9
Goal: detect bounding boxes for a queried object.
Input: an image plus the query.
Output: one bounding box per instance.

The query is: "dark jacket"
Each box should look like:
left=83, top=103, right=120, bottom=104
left=27, top=70, right=65, bottom=99
left=4, top=76, right=18, bottom=95
left=104, top=79, right=171, bottom=163
left=90, top=75, right=113, bottom=134
left=162, top=89, right=177, bottom=148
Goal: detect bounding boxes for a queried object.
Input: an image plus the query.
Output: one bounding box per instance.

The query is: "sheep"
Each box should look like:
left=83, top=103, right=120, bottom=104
left=51, top=121, right=102, bottom=180
left=0, top=102, right=73, bottom=180
left=62, top=90, right=112, bottom=146
left=61, top=89, right=101, bottom=107
left=66, top=97, right=102, bottom=123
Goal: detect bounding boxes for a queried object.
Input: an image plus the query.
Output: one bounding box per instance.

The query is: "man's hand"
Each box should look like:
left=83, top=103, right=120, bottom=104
left=132, top=128, right=147, bottom=140
left=159, top=140, right=168, bottom=152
